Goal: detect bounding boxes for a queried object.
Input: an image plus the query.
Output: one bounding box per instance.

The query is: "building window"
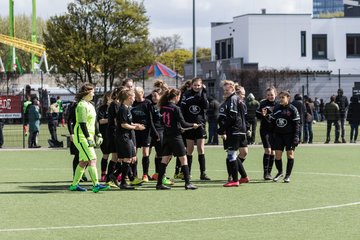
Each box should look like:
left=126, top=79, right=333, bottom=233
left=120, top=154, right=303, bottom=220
left=312, top=34, right=327, bottom=59
left=301, top=31, right=306, bottom=57
left=215, top=38, right=233, bottom=60
left=347, top=34, right=360, bottom=58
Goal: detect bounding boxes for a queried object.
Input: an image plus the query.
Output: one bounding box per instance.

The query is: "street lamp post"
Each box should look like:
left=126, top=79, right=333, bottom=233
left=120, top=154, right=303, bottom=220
left=192, top=0, right=197, bottom=77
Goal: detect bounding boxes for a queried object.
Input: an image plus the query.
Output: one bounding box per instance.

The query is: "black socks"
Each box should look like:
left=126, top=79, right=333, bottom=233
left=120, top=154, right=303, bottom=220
left=142, top=156, right=150, bottom=176
left=275, top=159, right=283, bottom=173
left=198, top=154, right=206, bottom=174
left=187, top=155, right=193, bottom=175
left=181, top=165, right=191, bottom=185
left=155, top=157, right=161, bottom=173
left=237, top=157, right=247, bottom=178
left=286, top=158, right=294, bottom=177
left=157, top=163, right=167, bottom=186
left=100, top=158, right=108, bottom=173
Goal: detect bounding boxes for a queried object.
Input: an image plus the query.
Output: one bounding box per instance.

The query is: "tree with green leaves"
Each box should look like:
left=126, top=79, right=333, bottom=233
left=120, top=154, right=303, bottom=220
left=43, top=0, right=154, bottom=92
left=157, top=49, right=192, bottom=76
left=0, top=15, right=47, bottom=73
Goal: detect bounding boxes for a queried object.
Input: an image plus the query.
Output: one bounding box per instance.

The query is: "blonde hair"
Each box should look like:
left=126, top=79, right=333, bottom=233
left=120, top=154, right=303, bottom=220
left=222, top=80, right=235, bottom=88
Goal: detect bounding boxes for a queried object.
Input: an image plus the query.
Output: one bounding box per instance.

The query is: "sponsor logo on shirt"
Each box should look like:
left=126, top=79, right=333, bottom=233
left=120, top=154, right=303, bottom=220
left=276, top=118, right=287, bottom=128
left=189, top=105, right=201, bottom=114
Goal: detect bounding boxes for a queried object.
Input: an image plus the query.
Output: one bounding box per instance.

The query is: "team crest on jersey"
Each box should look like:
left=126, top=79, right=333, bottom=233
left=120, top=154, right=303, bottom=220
left=219, top=107, right=224, bottom=113
left=276, top=118, right=287, bottom=128
left=189, top=105, right=201, bottom=114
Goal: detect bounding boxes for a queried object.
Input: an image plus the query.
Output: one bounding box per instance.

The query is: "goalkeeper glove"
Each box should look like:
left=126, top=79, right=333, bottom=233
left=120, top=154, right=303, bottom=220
left=87, top=137, right=96, bottom=147
left=96, top=133, right=103, bottom=146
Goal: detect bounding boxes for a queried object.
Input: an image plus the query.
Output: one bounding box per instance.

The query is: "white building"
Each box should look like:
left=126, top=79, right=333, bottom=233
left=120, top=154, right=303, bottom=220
left=211, top=13, right=360, bottom=74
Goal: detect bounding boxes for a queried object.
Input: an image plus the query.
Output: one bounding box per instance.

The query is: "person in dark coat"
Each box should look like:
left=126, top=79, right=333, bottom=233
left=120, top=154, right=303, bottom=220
left=206, top=96, right=220, bottom=145
left=346, top=96, right=360, bottom=143
left=324, top=95, right=340, bottom=144
left=335, top=88, right=349, bottom=143
left=303, top=96, right=315, bottom=144
left=246, top=93, right=260, bottom=145
left=28, top=97, right=41, bottom=148
left=291, top=94, right=305, bottom=143
left=0, top=119, right=4, bottom=148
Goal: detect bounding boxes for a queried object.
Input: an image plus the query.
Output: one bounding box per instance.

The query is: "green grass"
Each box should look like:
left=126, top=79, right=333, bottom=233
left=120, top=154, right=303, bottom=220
left=0, top=145, right=359, bottom=239
left=1, top=121, right=353, bottom=148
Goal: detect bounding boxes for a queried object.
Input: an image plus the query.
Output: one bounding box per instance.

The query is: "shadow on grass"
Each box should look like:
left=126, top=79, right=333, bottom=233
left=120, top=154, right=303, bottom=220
left=0, top=191, right=59, bottom=194
left=0, top=180, right=72, bottom=184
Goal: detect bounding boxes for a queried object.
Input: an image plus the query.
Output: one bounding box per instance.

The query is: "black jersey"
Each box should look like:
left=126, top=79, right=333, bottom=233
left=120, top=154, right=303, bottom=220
left=131, top=99, right=153, bottom=127
left=107, top=101, right=120, bottom=136
left=97, top=104, right=108, bottom=136
left=270, top=103, right=300, bottom=136
left=152, top=103, right=164, bottom=131
left=160, top=102, right=193, bottom=137
left=116, top=104, right=134, bottom=138
left=180, top=89, right=209, bottom=124
left=67, top=102, right=77, bottom=135
left=218, top=93, right=247, bottom=136
left=256, top=99, right=277, bottom=131
left=131, top=98, right=157, bottom=136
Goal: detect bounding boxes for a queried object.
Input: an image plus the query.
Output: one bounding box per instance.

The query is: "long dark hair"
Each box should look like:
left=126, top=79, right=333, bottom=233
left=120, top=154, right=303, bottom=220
left=75, top=83, right=94, bottom=102
left=159, top=88, right=181, bottom=107
left=101, top=91, right=112, bottom=106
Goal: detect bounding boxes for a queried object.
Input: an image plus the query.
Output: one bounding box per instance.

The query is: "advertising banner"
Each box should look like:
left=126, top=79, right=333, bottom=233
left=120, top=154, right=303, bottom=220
left=0, top=95, right=22, bottom=119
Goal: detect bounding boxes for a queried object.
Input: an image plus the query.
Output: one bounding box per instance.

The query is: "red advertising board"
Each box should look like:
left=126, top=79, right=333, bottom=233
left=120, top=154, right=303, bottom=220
left=0, top=95, right=22, bottom=119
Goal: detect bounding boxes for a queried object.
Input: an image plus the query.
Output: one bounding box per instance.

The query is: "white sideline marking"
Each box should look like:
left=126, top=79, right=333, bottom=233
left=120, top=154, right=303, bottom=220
left=0, top=202, right=359, bottom=233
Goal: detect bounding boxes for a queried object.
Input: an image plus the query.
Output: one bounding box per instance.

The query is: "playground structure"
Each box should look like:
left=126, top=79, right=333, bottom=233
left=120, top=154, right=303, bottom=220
left=0, top=0, right=49, bottom=74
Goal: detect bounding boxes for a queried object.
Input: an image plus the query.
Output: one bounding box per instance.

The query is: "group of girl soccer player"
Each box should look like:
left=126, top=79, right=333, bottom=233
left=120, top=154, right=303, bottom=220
left=68, top=77, right=300, bottom=192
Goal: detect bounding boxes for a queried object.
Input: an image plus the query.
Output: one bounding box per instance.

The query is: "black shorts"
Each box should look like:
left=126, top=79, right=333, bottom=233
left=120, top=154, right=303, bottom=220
left=260, top=128, right=273, bottom=149
left=135, top=129, right=151, bottom=148
left=69, top=141, right=79, bottom=155
left=150, top=130, right=163, bottom=157
left=117, top=136, right=136, bottom=158
left=272, top=133, right=295, bottom=151
left=183, top=126, right=207, bottom=140
left=223, top=134, right=247, bottom=151
left=107, top=131, right=117, bottom=153
left=162, top=135, right=187, bottom=157
left=100, top=138, right=110, bottom=155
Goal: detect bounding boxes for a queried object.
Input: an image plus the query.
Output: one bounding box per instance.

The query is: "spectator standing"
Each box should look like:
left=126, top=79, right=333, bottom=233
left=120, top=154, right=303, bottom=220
left=28, top=97, right=41, bottom=148
left=319, top=98, right=325, bottom=121
left=324, top=95, right=340, bottom=143
left=303, top=96, right=315, bottom=144
left=57, top=96, right=65, bottom=127
left=48, top=97, right=63, bottom=147
left=23, top=95, right=32, bottom=137
left=0, top=119, right=4, bottom=148
left=206, top=96, right=220, bottom=145
left=335, top=88, right=349, bottom=143
left=246, top=93, right=259, bottom=145
left=346, top=96, right=360, bottom=143
left=314, top=97, right=320, bottom=122
left=291, top=94, right=305, bottom=142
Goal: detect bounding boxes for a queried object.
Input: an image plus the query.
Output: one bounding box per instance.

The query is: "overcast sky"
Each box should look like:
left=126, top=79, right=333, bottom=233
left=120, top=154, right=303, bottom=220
left=0, top=0, right=312, bottom=48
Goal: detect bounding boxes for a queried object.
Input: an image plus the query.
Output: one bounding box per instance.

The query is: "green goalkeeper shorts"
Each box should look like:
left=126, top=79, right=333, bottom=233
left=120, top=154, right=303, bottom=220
left=74, top=141, right=96, bottom=161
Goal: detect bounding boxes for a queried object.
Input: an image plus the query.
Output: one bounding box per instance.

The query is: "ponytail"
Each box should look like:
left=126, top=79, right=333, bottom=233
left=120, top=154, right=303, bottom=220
left=159, top=88, right=181, bottom=107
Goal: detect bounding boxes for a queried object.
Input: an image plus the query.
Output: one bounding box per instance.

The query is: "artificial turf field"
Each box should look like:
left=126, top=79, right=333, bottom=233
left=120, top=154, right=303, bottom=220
left=0, top=145, right=359, bottom=240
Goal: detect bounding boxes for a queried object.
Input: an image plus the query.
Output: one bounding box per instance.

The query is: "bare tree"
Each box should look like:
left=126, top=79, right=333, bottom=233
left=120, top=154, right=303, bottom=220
left=151, top=34, right=183, bottom=56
